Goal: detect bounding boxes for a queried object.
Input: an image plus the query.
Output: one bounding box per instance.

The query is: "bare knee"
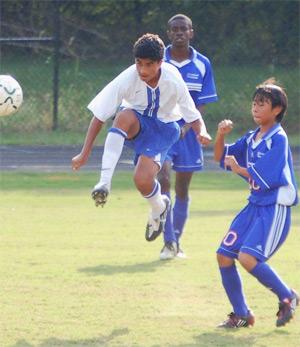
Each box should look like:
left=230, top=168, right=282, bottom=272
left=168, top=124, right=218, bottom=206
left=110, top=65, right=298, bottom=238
left=157, top=162, right=171, bottom=193
left=217, top=253, right=234, bottom=267
left=113, top=109, right=140, bottom=138
left=238, top=252, right=258, bottom=272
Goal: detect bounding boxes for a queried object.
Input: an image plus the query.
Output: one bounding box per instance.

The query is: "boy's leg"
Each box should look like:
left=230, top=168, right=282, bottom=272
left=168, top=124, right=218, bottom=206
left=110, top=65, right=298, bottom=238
left=92, top=109, right=140, bottom=206
left=239, top=205, right=298, bottom=326
left=173, top=172, right=193, bottom=254
left=217, top=254, right=250, bottom=319
left=134, top=155, right=170, bottom=241
left=157, top=161, right=176, bottom=244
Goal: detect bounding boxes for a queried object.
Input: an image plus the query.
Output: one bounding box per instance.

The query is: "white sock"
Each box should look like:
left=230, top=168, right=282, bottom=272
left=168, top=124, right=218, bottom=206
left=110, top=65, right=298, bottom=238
left=144, top=180, right=166, bottom=218
left=94, top=128, right=127, bottom=191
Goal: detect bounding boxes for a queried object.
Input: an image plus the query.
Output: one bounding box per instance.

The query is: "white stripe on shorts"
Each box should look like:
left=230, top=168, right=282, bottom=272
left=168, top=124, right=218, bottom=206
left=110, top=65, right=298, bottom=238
left=264, top=205, right=287, bottom=257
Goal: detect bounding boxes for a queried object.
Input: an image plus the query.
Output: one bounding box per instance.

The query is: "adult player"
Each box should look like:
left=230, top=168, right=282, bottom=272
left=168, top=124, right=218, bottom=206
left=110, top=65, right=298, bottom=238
left=215, top=79, right=299, bottom=328
left=158, top=14, right=218, bottom=260
left=72, top=33, right=211, bottom=241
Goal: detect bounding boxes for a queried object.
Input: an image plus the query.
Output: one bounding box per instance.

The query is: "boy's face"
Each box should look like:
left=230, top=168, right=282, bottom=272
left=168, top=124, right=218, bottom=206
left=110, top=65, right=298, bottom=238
left=251, top=96, right=282, bottom=126
left=135, top=58, right=162, bottom=86
left=167, top=18, right=193, bottom=47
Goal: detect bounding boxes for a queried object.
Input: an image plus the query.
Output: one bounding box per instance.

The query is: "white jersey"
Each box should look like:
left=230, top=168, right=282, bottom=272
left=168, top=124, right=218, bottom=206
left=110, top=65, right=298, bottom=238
left=87, top=62, right=201, bottom=124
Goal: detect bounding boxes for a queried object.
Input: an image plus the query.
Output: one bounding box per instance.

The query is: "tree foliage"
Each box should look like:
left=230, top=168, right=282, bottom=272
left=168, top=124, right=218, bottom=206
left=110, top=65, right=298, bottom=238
left=1, top=0, right=299, bottom=65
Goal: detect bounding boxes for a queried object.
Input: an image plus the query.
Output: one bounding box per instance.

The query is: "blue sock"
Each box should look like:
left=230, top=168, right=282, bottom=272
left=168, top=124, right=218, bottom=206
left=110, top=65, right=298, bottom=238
left=220, top=264, right=249, bottom=317
left=173, top=196, right=189, bottom=244
left=250, top=262, right=292, bottom=301
left=163, top=192, right=176, bottom=243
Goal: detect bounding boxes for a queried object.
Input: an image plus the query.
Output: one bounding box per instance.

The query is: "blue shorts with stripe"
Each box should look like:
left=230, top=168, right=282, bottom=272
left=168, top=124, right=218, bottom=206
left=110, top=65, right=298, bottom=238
left=166, top=119, right=203, bottom=172
left=217, top=202, right=291, bottom=262
left=124, top=110, right=180, bottom=168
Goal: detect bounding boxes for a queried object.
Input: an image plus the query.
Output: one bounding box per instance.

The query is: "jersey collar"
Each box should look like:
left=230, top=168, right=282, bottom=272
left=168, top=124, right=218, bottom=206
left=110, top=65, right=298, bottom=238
left=164, top=45, right=196, bottom=67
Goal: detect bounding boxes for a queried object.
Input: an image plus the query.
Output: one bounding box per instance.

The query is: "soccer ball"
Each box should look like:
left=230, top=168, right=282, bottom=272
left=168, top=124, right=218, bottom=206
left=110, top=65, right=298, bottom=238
left=0, top=75, right=23, bottom=117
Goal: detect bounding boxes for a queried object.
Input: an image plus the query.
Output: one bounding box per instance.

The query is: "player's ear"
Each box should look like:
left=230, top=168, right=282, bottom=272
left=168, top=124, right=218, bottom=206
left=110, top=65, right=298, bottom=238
left=167, top=29, right=172, bottom=40
left=189, top=28, right=194, bottom=39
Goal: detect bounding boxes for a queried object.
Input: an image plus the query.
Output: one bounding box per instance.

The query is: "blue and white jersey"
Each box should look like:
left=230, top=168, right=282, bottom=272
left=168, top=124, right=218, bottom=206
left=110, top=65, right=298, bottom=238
left=164, top=45, right=218, bottom=106
left=88, top=62, right=202, bottom=124
left=220, top=123, right=298, bottom=206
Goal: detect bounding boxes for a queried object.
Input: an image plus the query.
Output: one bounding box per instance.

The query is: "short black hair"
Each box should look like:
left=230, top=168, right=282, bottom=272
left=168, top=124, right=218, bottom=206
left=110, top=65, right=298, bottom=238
left=253, top=78, right=288, bottom=122
left=168, top=14, right=193, bottom=28
left=133, top=33, right=165, bottom=61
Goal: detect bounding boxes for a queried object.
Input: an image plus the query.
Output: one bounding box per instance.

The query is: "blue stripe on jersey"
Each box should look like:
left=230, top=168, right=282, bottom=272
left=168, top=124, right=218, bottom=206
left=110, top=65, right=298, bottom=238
left=143, top=87, right=160, bottom=118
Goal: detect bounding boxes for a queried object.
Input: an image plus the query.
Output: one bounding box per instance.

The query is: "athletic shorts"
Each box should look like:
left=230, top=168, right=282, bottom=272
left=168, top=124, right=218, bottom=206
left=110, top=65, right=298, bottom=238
left=125, top=110, right=180, bottom=169
left=166, top=119, right=203, bottom=172
left=217, top=202, right=291, bottom=262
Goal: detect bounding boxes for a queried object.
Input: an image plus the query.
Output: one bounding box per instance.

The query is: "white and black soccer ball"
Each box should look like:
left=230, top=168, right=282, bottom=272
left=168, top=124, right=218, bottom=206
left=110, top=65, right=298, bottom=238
left=0, top=75, right=23, bottom=117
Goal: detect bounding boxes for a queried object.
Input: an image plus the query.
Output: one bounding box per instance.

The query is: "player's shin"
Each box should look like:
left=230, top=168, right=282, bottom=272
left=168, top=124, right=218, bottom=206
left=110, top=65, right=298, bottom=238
left=95, top=128, right=127, bottom=190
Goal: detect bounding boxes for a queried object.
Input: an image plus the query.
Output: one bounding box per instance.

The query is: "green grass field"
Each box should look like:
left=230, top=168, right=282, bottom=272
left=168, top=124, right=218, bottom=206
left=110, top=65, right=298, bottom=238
left=1, top=171, right=300, bottom=347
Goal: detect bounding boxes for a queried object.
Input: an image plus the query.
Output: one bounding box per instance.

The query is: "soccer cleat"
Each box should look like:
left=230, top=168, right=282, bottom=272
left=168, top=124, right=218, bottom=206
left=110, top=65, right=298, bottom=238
left=91, top=185, right=109, bottom=207
left=217, top=311, right=255, bottom=328
left=160, top=242, right=177, bottom=260
left=145, top=195, right=170, bottom=242
left=276, top=289, right=299, bottom=327
left=176, top=246, right=187, bottom=259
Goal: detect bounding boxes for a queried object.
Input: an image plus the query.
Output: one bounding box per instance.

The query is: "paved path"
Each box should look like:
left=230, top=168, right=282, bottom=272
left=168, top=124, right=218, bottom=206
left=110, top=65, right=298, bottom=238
left=0, top=145, right=299, bottom=172
left=0, top=145, right=220, bottom=172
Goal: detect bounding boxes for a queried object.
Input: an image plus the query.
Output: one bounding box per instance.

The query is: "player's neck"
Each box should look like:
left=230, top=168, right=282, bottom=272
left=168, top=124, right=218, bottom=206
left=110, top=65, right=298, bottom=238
left=170, top=45, right=190, bottom=62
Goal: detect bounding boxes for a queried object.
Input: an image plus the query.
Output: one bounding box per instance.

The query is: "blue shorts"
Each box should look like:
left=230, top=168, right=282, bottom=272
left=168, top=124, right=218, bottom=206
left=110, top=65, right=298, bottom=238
left=125, top=111, right=180, bottom=168
left=217, top=202, right=291, bottom=262
left=166, top=119, right=203, bottom=172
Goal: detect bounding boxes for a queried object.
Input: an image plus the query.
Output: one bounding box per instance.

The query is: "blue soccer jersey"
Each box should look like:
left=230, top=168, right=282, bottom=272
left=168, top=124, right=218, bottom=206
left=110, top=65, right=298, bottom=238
left=164, top=45, right=218, bottom=106
left=220, top=123, right=298, bottom=206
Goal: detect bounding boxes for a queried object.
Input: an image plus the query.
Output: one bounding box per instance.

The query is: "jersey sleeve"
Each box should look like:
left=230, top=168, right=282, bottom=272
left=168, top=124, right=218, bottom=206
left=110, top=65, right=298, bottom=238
left=247, top=135, right=289, bottom=190
left=195, top=59, right=218, bottom=106
left=220, top=134, right=249, bottom=171
left=176, top=76, right=201, bottom=123
left=87, top=67, right=132, bottom=121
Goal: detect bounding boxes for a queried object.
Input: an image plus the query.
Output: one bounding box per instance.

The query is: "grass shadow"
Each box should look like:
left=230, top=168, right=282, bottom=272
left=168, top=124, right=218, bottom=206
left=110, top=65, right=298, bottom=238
left=11, top=328, right=129, bottom=347
left=78, top=260, right=164, bottom=276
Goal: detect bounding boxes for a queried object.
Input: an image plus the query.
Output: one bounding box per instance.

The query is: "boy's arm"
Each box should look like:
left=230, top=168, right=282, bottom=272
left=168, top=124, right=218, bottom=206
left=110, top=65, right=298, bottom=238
left=72, top=116, right=104, bottom=170
left=214, top=119, right=233, bottom=161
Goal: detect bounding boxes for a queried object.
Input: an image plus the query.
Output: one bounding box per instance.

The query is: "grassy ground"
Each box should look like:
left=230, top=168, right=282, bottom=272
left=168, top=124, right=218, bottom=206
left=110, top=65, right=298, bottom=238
left=1, top=171, right=300, bottom=347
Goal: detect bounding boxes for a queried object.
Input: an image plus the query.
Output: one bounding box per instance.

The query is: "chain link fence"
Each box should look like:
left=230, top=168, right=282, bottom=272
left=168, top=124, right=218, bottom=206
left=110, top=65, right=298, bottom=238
left=0, top=0, right=299, bottom=140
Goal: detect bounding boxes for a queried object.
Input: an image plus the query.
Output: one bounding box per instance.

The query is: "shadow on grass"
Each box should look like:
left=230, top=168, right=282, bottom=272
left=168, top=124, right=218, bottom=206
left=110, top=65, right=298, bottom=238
left=11, top=328, right=129, bottom=347
left=176, top=328, right=292, bottom=347
left=78, top=260, right=164, bottom=276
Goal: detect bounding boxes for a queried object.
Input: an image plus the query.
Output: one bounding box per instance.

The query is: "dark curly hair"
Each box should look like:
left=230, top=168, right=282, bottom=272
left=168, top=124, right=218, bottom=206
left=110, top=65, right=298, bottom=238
left=133, top=33, right=165, bottom=61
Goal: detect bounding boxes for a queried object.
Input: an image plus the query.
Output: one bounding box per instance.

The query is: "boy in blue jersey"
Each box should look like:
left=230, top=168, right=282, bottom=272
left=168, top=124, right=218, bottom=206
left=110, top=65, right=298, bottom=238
left=214, top=79, right=299, bottom=328
left=158, top=14, right=218, bottom=260
left=72, top=33, right=210, bottom=240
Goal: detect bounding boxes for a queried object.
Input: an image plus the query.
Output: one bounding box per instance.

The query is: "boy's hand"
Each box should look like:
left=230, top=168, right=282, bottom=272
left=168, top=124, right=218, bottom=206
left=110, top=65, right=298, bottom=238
left=72, top=153, right=88, bottom=170
left=224, top=155, right=240, bottom=172
left=197, top=132, right=212, bottom=146
left=218, top=119, right=233, bottom=135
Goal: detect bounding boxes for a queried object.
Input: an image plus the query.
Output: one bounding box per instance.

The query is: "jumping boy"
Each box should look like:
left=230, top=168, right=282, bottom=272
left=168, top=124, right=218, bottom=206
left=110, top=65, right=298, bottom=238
left=158, top=14, right=218, bottom=260
left=72, top=33, right=210, bottom=240
left=214, top=78, right=299, bottom=328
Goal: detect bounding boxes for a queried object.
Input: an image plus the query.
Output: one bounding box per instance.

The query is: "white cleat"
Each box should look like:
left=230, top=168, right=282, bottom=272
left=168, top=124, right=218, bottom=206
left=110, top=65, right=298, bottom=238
left=160, top=242, right=178, bottom=260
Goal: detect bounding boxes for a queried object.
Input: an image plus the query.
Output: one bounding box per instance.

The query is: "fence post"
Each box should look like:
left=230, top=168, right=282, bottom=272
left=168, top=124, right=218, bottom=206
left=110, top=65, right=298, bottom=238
left=52, top=0, right=60, bottom=131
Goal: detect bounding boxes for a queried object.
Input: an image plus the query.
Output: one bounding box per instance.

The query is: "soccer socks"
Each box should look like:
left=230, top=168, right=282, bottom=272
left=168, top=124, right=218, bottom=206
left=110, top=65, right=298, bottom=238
left=220, top=264, right=249, bottom=317
left=163, top=192, right=176, bottom=243
left=250, top=262, right=292, bottom=301
left=144, top=180, right=166, bottom=219
left=95, top=128, right=127, bottom=190
left=173, top=196, right=189, bottom=243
